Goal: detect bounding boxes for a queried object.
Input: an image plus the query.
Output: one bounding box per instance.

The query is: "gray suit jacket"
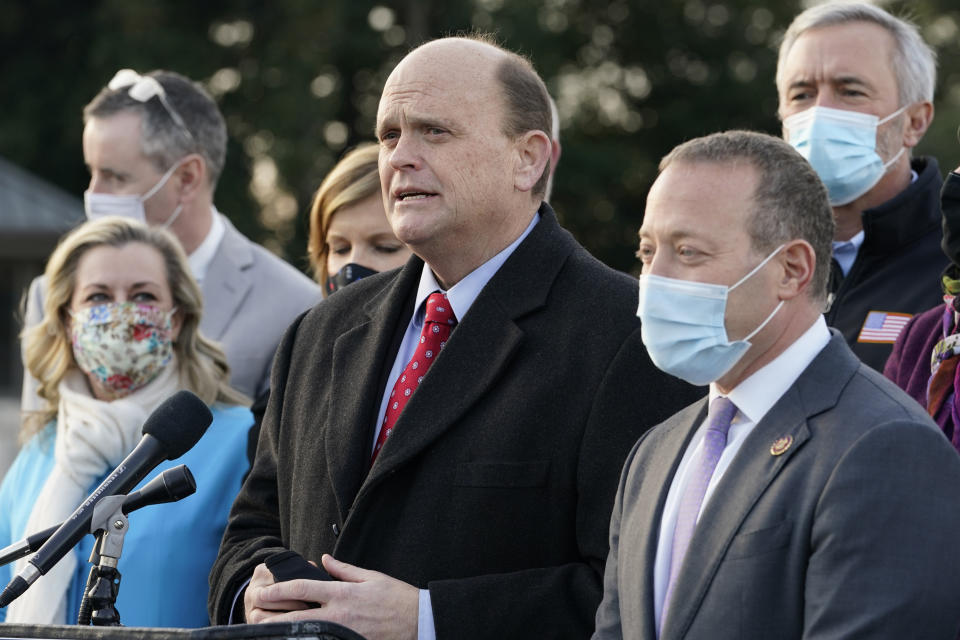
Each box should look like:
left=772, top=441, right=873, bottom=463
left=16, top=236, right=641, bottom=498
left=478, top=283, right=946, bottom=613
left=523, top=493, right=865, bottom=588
left=593, top=332, right=960, bottom=640
left=196, top=216, right=321, bottom=398
left=21, top=214, right=320, bottom=406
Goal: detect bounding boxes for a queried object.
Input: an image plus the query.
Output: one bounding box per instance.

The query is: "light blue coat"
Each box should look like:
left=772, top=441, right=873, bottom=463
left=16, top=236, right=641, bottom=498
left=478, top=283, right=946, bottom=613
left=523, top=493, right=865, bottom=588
left=0, top=404, right=252, bottom=627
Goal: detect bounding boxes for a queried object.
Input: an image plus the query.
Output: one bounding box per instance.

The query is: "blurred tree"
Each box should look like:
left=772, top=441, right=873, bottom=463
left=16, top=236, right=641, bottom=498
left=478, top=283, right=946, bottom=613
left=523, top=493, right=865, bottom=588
left=2, top=0, right=959, bottom=278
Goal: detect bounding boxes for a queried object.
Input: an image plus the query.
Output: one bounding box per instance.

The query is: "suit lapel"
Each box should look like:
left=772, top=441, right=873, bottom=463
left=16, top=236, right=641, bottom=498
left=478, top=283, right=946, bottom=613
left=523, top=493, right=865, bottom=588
left=662, top=333, right=858, bottom=639
left=199, top=217, right=254, bottom=340
left=325, top=260, right=420, bottom=521
left=360, top=292, right=525, bottom=492
left=661, top=393, right=811, bottom=639
left=634, top=400, right=708, bottom=640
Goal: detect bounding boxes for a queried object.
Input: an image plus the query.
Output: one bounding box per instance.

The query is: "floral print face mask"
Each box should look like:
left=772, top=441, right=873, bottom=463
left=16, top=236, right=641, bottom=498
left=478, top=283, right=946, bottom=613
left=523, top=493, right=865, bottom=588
left=69, top=302, right=176, bottom=395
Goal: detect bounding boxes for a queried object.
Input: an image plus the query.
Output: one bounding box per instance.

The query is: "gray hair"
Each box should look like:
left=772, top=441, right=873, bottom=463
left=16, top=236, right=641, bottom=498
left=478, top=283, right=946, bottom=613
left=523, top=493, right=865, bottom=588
left=777, top=2, right=937, bottom=107
left=493, top=46, right=553, bottom=199
left=84, top=70, right=228, bottom=189
left=659, top=130, right=836, bottom=302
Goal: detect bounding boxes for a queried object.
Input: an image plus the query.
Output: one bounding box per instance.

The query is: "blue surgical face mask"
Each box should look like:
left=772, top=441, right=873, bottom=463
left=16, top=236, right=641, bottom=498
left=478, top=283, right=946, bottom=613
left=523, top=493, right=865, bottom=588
left=784, top=105, right=906, bottom=206
left=637, top=245, right=785, bottom=386
left=84, top=159, right=184, bottom=229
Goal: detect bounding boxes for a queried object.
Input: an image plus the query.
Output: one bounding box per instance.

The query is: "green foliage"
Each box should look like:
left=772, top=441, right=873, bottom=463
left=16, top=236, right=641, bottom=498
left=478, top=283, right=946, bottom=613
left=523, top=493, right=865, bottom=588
left=3, top=0, right=960, bottom=275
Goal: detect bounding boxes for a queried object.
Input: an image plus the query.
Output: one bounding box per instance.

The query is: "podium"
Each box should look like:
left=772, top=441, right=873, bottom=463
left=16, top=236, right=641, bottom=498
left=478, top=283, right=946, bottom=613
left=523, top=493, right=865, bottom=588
left=0, top=621, right=367, bottom=640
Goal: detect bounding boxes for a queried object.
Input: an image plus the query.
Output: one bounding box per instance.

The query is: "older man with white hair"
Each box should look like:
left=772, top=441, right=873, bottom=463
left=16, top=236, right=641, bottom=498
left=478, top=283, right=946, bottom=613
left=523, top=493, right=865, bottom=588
left=776, top=2, right=947, bottom=371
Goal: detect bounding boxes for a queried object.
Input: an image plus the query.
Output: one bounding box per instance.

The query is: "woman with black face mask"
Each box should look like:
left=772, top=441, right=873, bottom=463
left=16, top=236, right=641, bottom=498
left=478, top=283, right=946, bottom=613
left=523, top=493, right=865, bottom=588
left=307, top=143, right=411, bottom=296
left=884, top=163, right=960, bottom=457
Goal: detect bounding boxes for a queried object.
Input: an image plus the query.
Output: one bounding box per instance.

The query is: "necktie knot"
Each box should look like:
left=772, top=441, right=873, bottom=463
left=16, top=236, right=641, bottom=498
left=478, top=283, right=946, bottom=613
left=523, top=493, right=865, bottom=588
left=424, top=292, right=456, bottom=327
left=706, top=396, right=737, bottom=439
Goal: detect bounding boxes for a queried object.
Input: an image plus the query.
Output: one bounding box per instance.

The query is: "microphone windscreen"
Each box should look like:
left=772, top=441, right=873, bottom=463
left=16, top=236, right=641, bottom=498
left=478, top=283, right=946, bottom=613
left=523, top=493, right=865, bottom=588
left=140, top=390, right=213, bottom=460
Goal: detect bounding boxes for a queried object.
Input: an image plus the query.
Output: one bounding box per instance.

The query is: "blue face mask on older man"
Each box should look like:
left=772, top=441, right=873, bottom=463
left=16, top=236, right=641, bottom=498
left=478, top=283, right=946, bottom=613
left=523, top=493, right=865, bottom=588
left=784, top=105, right=906, bottom=206
left=636, top=245, right=785, bottom=386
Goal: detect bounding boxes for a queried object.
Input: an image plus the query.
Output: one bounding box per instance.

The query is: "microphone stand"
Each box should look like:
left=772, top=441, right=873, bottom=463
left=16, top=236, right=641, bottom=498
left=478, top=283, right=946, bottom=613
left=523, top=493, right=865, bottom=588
left=77, top=495, right=128, bottom=626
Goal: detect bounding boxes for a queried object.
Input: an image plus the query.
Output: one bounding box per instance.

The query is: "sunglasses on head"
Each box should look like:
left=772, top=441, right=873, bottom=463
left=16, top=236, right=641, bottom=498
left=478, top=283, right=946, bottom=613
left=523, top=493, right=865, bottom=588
left=108, top=69, right=195, bottom=143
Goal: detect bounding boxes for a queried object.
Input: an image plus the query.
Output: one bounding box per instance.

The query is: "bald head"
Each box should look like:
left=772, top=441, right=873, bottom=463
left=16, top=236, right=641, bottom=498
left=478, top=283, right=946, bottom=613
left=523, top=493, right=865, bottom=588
left=392, top=37, right=506, bottom=80
left=380, top=39, right=505, bottom=137
left=375, top=35, right=553, bottom=288
left=383, top=37, right=553, bottom=196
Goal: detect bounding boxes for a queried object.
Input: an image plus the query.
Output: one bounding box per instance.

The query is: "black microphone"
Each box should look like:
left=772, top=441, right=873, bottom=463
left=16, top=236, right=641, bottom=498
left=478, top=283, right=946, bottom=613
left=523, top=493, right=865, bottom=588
left=121, top=463, right=196, bottom=514
left=0, top=464, right=197, bottom=568
left=0, top=391, right=212, bottom=608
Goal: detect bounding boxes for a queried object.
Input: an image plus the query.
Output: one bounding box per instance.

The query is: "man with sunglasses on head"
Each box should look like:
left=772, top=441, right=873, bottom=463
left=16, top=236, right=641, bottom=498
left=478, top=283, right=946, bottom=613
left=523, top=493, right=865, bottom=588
left=776, top=3, right=948, bottom=372
left=21, top=69, right=320, bottom=410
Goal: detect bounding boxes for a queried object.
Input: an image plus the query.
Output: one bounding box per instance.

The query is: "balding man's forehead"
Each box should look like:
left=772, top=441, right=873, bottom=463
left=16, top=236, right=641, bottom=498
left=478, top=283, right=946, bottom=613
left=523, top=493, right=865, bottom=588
left=377, top=78, right=479, bottom=131
left=380, top=49, right=499, bottom=110
left=382, top=81, right=437, bottom=101
left=390, top=37, right=505, bottom=82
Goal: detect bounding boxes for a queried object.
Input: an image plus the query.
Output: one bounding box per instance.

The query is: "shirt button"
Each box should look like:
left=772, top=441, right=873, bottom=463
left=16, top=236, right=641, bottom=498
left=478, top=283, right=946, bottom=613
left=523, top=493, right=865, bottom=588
left=332, top=523, right=340, bottom=537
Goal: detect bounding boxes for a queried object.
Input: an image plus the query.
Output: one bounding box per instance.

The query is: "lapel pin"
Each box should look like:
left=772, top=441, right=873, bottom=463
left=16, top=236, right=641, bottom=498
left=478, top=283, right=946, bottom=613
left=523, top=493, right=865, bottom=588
left=770, top=435, right=793, bottom=456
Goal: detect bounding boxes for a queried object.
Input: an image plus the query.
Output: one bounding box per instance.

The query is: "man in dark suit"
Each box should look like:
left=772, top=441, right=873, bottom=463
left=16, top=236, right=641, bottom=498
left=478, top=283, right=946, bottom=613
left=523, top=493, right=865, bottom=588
left=208, top=36, right=701, bottom=639
left=593, top=130, right=960, bottom=640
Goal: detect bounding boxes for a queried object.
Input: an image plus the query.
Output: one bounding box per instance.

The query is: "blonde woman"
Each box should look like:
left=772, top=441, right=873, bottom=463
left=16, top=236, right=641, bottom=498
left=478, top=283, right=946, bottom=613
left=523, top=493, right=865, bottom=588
left=1, top=217, right=252, bottom=627
left=307, top=143, right=411, bottom=295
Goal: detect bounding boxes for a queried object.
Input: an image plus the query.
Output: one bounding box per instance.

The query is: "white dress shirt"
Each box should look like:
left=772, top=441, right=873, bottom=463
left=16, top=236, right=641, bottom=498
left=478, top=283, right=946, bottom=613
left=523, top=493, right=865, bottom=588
left=652, top=315, right=831, bottom=632
left=370, top=212, right=540, bottom=640
left=186, top=205, right=225, bottom=283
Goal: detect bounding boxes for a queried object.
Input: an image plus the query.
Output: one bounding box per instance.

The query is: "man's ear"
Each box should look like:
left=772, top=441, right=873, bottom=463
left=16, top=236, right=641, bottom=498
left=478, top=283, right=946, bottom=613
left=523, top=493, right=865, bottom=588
left=902, top=101, right=934, bottom=149
left=174, top=154, right=207, bottom=203
left=777, top=239, right=816, bottom=300
left=513, top=130, right=552, bottom=193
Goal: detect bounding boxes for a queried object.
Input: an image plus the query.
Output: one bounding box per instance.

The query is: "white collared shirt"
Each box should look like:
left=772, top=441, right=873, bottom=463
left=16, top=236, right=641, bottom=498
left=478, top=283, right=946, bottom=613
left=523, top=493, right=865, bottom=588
left=652, top=315, right=831, bottom=632
left=187, top=205, right=225, bottom=283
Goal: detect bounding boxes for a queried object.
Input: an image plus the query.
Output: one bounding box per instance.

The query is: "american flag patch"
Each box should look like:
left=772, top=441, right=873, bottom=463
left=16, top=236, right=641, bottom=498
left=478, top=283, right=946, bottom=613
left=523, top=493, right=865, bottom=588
left=857, top=311, right=912, bottom=344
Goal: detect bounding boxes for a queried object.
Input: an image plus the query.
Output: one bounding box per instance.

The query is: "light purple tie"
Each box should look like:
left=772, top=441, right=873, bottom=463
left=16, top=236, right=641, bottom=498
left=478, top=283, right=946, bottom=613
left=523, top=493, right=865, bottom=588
left=661, top=396, right=738, bottom=628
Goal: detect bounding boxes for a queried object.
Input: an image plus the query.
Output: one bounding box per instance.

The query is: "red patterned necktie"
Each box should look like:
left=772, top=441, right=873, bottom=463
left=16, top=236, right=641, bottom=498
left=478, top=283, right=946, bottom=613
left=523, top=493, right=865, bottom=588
left=371, top=292, right=457, bottom=463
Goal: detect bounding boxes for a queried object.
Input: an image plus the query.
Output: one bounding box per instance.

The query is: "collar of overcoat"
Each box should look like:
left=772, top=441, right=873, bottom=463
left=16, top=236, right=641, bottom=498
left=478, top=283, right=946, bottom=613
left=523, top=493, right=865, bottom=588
left=324, top=203, right=574, bottom=522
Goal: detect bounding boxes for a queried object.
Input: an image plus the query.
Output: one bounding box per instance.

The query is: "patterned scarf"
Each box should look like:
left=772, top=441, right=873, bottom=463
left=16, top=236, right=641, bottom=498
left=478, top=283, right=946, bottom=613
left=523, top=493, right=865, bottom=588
left=926, top=290, right=960, bottom=455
